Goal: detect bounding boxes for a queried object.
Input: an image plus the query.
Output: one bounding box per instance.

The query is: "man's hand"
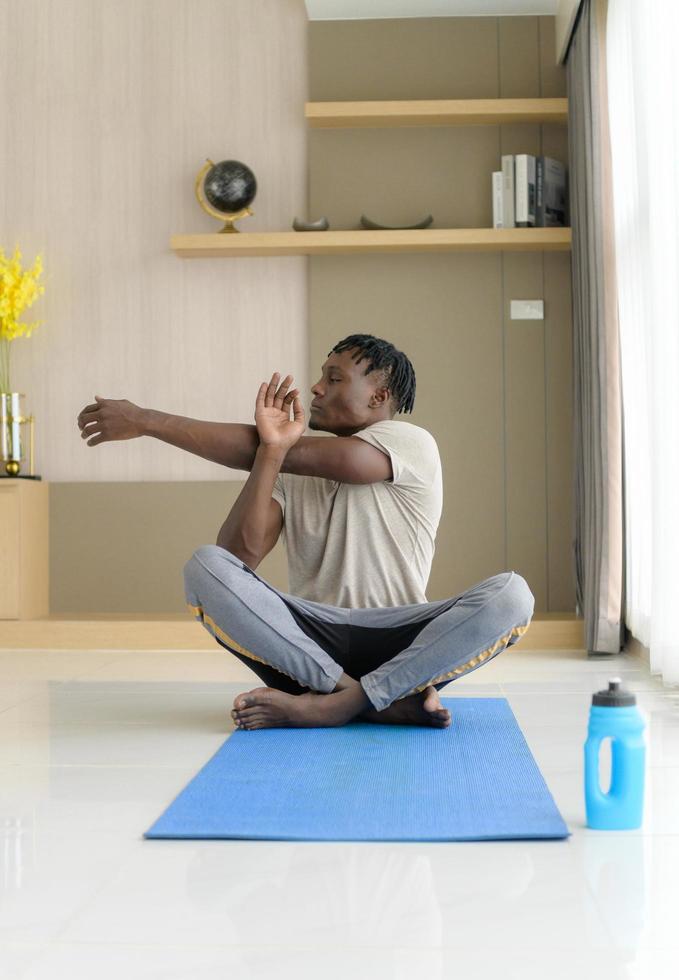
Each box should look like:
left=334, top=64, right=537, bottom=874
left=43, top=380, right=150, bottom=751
left=255, top=373, right=305, bottom=452
left=77, top=395, right=145, bottom=447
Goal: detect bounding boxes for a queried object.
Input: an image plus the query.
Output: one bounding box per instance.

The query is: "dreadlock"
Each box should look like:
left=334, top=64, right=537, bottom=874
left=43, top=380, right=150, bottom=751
left=329, top=334, right=416, bottom=415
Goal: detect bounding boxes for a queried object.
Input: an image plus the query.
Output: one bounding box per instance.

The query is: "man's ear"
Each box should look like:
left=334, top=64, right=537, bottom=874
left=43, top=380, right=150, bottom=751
left=371, top=386, right=391, bottom=408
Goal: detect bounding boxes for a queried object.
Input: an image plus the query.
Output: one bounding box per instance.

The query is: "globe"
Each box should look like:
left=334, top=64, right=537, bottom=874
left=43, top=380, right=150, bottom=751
left=204, top=160, right=257, bottom=214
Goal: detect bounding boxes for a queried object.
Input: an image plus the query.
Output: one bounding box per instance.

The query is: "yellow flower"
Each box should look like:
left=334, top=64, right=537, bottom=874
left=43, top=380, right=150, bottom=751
left=0, top=245, right=45, bottom=343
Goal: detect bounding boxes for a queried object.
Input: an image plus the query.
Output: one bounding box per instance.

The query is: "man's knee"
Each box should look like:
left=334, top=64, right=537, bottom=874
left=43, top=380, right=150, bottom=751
left=183, top=544, right=244, bottom=600
left=503, top=572, right=535, bottom=625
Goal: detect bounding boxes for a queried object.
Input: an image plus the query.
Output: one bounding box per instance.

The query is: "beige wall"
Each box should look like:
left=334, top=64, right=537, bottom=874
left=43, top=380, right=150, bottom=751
left=41, top=11, right=574, bottom=615
left=308, top=16, right=574, bottom=612
left=0, top=0, right=309, bottom=483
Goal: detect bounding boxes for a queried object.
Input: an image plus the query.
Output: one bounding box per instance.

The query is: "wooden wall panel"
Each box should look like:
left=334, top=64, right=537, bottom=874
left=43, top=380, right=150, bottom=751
left=49, top=481, right=289, bottom=614
left=309, top=16, right=574, bottom=611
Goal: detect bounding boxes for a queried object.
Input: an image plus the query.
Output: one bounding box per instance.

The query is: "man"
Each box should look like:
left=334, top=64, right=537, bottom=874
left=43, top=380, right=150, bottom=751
left=77, top=333, right=535, bottom=732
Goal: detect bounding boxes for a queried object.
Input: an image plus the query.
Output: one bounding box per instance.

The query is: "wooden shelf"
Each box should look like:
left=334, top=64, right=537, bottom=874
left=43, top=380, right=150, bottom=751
left=171, top=227, right=571, bottom=258
left=305, top=97, right=568, bottom=129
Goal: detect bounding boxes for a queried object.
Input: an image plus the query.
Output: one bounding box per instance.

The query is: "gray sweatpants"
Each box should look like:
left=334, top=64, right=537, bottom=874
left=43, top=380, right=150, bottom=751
left=183, top=545, right=535, bottom=712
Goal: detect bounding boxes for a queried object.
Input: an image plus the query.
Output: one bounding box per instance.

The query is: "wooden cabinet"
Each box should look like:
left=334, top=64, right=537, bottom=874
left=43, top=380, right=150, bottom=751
left=0, top=479, right=49, bottom=619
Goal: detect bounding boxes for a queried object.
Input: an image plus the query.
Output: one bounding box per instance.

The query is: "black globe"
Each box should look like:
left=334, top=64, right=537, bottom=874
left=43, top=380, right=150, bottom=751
left=204, top=160, right=257, bottom=214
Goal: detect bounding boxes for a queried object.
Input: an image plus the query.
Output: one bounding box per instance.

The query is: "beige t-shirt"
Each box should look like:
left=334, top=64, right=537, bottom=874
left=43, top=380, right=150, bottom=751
left=271, top=420, right=443, bottom=608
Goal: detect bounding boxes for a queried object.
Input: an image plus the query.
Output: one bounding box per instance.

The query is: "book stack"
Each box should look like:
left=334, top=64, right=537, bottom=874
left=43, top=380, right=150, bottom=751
left=492, top=155, right=568, bottom=228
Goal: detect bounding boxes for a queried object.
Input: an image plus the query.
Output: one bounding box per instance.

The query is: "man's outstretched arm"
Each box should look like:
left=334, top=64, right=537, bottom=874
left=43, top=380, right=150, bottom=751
left=77, top=398, right=392, bottom=484
left=144, top=409, right=260, bottom=471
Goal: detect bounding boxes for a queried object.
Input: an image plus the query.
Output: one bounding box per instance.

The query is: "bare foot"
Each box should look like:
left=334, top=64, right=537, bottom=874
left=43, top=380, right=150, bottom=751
left=231, top=684, right=368, bottom=731
left=359, top=685, right=451, bottom=728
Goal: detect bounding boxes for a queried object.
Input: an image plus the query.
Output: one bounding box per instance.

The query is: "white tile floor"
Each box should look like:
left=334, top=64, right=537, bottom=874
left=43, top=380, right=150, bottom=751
left=0, top=644, right=678, bottom=979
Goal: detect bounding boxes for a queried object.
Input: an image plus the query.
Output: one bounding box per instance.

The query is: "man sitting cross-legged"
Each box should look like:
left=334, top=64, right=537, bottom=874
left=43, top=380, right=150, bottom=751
left=76, top=333, right=535, bottom=731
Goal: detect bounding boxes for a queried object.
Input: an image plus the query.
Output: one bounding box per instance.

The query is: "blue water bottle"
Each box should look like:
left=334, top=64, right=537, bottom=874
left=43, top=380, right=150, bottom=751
left=584, top=678, right=646, bottom=830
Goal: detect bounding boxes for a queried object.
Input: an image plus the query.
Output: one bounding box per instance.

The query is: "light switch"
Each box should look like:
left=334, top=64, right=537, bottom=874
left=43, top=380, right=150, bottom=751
left=510, top=300, right=544, bottom=320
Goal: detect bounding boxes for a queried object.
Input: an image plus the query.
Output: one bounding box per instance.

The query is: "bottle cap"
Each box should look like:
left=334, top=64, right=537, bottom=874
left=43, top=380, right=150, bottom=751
left=592, top=677, right=636, bottom=707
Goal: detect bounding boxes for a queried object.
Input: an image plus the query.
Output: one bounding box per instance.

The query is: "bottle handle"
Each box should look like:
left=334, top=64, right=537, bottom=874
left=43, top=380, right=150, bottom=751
left=585, top=732, right=615, bottom=807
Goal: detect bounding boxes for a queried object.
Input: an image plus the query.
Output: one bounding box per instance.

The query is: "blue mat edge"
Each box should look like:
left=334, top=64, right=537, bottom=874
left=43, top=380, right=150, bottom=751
left=144, top=697, right=572, bottom=841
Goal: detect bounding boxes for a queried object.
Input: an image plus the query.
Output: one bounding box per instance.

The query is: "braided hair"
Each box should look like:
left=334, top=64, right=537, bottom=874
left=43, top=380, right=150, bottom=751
left=329, top=334, right=416, bottom=415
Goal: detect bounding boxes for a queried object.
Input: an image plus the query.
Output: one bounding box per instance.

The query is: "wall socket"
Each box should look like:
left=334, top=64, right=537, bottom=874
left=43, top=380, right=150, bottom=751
left=510, top=300, right=544, bottom=320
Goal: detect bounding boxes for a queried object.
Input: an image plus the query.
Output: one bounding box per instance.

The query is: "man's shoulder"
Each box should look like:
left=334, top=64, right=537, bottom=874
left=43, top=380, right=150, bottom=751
left=354, top=419, right=440, bottom=453
left=360, top=418, right=434, bottom=435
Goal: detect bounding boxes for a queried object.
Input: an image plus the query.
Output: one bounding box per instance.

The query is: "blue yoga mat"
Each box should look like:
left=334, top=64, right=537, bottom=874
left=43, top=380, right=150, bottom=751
left=145, top=697, right=570, bottom=841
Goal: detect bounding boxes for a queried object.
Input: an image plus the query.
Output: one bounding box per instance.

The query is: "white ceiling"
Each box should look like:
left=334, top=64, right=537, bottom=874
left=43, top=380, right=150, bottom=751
left=305, top=1, right=559, bottom=18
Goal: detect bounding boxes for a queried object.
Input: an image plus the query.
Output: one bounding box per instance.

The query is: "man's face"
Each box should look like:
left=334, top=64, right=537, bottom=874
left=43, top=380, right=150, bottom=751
left=308, top=348, right=390, bottom=436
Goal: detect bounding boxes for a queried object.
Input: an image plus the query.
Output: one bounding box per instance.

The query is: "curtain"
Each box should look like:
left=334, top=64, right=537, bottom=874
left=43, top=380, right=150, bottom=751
left=566, top=0, right=626, bottom=655
left=606, top=0, right=679, bottom=684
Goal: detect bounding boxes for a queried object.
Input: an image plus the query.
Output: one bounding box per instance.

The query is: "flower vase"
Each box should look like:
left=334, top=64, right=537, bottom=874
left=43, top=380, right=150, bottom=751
left=0, top=392, right=34, bottom=477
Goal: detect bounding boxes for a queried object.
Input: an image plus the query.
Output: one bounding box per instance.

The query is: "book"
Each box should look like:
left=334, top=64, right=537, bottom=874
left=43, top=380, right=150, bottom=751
left=501, top=155, right=515, bottom=228
left=536, top=156, right=567, bottom=226
left=492, top=171, right=504, bottom=227
left=515, top=154, right=536, bottom=226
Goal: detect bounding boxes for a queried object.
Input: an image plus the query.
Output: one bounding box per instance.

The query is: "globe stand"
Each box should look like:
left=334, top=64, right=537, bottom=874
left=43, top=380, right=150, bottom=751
left=216, top=208, right=254, bottom=233
left=195, top=159, right=255, bottom=233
